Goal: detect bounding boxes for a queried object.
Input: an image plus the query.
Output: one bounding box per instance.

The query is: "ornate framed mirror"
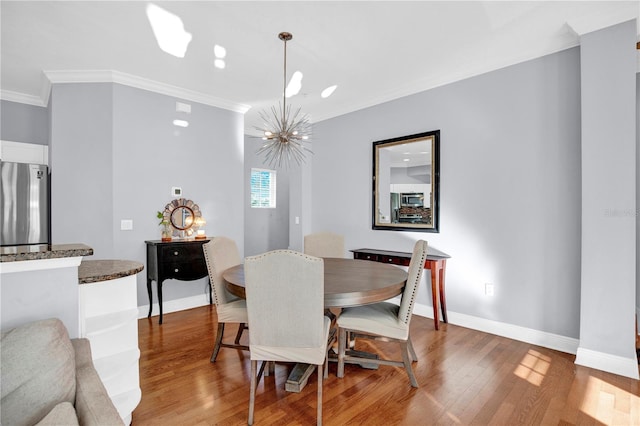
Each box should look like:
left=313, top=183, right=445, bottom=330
left=372, top=130, right=440, bottom=232
left=161, top=198, right=202, bottom=237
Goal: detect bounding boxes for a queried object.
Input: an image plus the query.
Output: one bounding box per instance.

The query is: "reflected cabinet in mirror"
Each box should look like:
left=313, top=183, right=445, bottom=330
left=373, top=130, right=440, bottom=232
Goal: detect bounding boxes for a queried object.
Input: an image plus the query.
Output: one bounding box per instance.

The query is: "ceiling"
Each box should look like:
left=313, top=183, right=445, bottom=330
left=1, top=1, right=638, bottom=135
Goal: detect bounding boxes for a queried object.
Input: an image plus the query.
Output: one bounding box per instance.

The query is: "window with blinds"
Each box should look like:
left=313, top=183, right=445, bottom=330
left=250, top=168, right=276, bottom=208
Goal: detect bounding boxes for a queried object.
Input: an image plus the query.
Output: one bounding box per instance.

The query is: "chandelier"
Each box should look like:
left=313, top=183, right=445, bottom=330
left=255, top=32, right=312, bottom=169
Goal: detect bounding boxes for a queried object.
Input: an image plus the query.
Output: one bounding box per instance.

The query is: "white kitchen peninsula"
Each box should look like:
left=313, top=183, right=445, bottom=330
left=0, top=243, right=93, bottom=336
left=78, top=259, right=144, bottom=425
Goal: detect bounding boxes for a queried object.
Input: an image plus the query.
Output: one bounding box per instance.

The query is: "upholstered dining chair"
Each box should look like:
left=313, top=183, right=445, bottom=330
left=244, top=250, right=331, bottom=426
left=304, top=232, right=345, bottom=258
left=336, top=239, right=428, bottom=388
left=202, top=237, right=249, bottom=362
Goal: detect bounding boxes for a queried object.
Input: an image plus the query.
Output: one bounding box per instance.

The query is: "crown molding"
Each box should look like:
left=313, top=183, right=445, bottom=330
left=42, top=70, right=251, bottom=114
left=0, top=89, right=46, bottom=107
left=312, top=44, right=582, bottom=125
left=566, top=9, right=637, bottom=37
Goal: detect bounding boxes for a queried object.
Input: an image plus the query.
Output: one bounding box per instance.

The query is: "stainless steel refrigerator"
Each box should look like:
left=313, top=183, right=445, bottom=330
left=1, top=161, right=50, bottom=246
left=390, top=192, right=400, bottom=223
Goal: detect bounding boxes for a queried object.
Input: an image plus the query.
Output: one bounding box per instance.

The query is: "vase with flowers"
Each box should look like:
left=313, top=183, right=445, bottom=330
left=157, top=211, right=172, bottom=242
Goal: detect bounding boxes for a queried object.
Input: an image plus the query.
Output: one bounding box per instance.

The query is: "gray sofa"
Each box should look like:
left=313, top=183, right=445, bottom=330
left=1, top=318, right=124, bottom=426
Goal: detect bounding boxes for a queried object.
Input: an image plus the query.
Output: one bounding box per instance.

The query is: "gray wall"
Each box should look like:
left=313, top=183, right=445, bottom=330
left=312, top=47, right=583, bottom=338
left=244, top=135, right=290, bottom=256
left=50, top=83, right=114, bottom=255
left=578, top=20, right=636, bottom=360
left=49, top=82, right=244, bottom=307
left=0, top=100, right=48, bottom=145
left=288, top=146, right=313, bottom=253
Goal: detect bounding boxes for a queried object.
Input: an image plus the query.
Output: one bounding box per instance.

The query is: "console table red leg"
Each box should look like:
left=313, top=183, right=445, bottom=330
left=425, top=259, right=448, bottom=330
left=427, top=260, right=440, bottom=330
left=439, top=259, right=448, bottom=323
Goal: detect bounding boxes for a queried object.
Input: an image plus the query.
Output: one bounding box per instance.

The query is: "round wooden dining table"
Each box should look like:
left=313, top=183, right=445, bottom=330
left=222, top=257, right=409, bottom=308
left=223, top=257, right=408, bottom=393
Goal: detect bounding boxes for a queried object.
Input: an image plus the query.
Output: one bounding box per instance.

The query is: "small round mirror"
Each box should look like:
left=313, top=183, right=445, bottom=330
left=161, top=198, right=202, bottom=237
left=170, top=206, right=194, bottom=230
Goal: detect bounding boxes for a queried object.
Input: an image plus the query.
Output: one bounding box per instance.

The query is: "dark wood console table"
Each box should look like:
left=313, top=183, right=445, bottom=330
left=145, top=239, right=211, bottom=324
left=351, top=246, right=450, bottom=330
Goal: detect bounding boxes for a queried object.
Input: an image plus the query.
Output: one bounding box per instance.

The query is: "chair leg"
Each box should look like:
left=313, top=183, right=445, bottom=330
left=347, top=330, right=355, bottom=348
left=324, top=353, right=329, bottom=379
left=235, top=323, right=247, bottom=344
left=257, top=361, right=267, bottom=383
left=248, top=360, right=257, bottom=425
left=337, top=328, right=347, bottom=378
left=324, top=331, right=336, bottom=379
left=211, top=322, right=225, bottom=362
left=408, top=336, right=418, bottom=362
left=400, top=341, right=419, bottom=388
left=317, top=362, right=323, bottom=426
left=265, top=361, right=275, bottom=377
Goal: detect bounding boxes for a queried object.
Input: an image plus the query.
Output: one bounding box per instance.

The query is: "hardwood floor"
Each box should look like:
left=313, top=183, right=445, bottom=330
left=132, top=305, right=640, bottom=425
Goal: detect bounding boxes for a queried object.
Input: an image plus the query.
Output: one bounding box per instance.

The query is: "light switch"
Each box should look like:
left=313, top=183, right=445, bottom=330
left=121, top=219, right=133, bottom=230
left=295, top=216, right=300, bottom=225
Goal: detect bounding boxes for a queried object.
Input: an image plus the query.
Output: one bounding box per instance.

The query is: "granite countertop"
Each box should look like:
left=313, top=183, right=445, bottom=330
left=78, top=259, right=144, bottom=284
left=0, top=243, right=94, bottom=262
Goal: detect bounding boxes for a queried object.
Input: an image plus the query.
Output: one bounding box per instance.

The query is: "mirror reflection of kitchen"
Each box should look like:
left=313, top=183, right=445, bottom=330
left=386, top=139, right=432, bottom=225
left=374, top=130, right=439, bottom=232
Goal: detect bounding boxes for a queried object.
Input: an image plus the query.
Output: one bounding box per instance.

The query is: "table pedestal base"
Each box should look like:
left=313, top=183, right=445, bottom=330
left=285, top=363, right=316, bottom=392
left=286, top=350, right=380, bottom=393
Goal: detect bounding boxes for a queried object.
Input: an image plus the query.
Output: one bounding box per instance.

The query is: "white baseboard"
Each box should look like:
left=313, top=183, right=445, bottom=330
left=137, top=294, right=210, bottom=320
left=411, top=302, right=580, bottom=355
left=136, top=296, right=638, bottom=380
left=575, top=347, right=640, bottom=380
left=141, top=296, right=580, bottom=355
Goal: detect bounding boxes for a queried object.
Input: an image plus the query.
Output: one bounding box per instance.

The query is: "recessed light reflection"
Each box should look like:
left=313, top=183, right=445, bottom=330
left=173, top=119, right=189, bottom=127
left=321, top=85, right=337, bottom=98
left=285, top=71, right=303, bottom=97
left=214, top=59, right=226, bottom=69
left=214, top=44, right=226, bottom=59
left=403, top=158, right=410, bottom=162
left=146, top=3, right=192, bottom=58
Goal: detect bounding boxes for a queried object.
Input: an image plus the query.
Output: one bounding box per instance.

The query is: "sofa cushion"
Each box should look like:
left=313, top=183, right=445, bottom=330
left=72, top=339, right=124, bottom=426
left=1, top=318, right=76, bottom=426
left=35, top=402, right=79, bottom=426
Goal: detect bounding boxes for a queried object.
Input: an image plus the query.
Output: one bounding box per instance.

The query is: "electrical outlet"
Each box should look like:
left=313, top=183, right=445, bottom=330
left=485, top=283, right=494, bottom=296
left=120, top=219, right=133, bottom=231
